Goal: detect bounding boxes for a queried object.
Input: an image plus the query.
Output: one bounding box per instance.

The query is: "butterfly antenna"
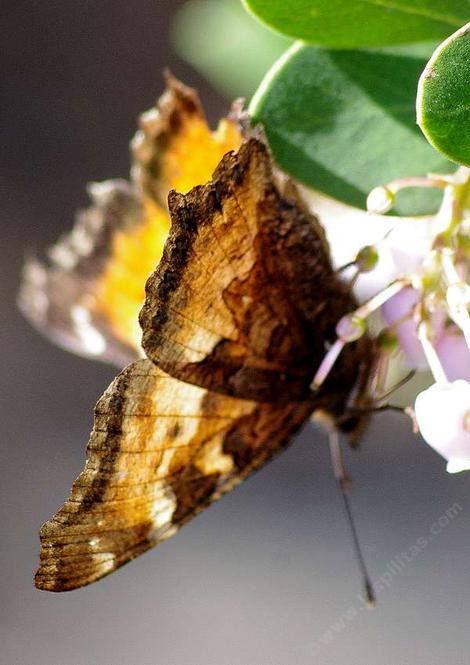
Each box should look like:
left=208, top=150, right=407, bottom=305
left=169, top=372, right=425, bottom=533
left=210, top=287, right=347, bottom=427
left=326, top=421, right=376, bottom=608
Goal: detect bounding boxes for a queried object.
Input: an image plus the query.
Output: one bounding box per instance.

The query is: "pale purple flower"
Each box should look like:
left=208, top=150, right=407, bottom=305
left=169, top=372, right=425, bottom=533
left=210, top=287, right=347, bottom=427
left=381, top=287, right=445, bottom=369
left=436, top=327, right=470, bottom=382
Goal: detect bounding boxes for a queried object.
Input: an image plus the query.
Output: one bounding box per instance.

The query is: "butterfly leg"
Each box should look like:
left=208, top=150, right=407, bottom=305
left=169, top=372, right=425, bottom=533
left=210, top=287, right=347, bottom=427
left=314, top=410, right=376, bottom=607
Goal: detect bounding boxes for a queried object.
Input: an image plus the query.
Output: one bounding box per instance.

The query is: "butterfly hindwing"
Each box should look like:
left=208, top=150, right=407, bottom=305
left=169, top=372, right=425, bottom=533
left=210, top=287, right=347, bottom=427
left=35, top=359, right=315, bottom=591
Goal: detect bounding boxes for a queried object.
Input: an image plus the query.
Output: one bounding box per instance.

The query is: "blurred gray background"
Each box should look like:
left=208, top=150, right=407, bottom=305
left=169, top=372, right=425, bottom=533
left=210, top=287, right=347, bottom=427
left=2, top=2, right=470, bottom=664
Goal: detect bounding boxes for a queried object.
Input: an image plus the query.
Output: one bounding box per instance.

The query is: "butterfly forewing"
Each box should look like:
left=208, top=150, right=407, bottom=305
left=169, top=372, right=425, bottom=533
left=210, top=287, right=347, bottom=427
left=140, top=139, right=369, bottom=407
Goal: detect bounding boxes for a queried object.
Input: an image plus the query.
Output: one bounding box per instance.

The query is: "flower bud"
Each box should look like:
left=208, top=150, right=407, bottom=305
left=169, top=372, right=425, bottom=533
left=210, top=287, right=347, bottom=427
left=355, top=245, right=379, bottom=273
left=366, top=186, right=395, bottom=214
left=336, top=314, right=366, bottom=342
left=414, top=380, right=470, bottom=473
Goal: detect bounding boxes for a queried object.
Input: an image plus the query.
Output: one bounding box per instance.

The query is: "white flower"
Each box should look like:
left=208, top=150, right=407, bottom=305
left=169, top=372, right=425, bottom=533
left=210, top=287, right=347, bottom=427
left=414, top=380, right=470, bottom=473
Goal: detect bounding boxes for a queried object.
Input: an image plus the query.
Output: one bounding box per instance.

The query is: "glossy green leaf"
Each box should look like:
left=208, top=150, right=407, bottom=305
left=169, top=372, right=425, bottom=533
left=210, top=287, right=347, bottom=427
left=250, top=43, right=451, bottom=214
left=242, top=0, right=470, bottom=48
left=376, top=42, right=443, bottom=58
left=417, top=23, right=470, bottom=166
left=171, top=0, right=291, bottom=98
left=172, top=0, right=436, bottom=100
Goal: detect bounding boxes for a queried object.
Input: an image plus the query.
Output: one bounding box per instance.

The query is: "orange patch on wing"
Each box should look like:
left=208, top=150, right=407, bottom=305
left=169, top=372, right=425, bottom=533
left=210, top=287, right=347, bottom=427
left=94, top=110, right=241, bottom=351
left=160, top=118, right=242, bottom=195
left=94, top=200, right=169, bottom=350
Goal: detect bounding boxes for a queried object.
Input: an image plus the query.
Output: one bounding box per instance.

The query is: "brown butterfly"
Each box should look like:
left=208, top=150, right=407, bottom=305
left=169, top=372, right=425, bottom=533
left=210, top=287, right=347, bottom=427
left=20, top=76, right=374, bottom=592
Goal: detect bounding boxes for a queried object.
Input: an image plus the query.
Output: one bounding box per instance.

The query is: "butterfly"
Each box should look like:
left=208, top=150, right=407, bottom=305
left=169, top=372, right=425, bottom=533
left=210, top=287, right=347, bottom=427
left=20, top=76, right=375, bottom=592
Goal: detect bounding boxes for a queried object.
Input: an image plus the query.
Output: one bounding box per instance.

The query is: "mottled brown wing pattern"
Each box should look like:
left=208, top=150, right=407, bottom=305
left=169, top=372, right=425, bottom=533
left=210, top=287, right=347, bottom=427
left=35, top=359, right=315, bottom=591
left=34, top=137, right=373, bottom=592
left=140, top=139, right=371, bottom=409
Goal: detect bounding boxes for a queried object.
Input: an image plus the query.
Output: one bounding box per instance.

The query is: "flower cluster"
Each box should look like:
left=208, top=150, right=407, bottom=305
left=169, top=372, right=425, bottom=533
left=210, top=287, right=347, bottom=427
left=312, top=168, right=470, bottom=472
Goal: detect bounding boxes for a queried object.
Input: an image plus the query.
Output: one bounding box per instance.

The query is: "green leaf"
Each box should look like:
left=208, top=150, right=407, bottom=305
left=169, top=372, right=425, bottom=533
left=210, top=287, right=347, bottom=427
left=249, top=43, right=451, bottom=214
left=376, top=41, right=443, bottom=58
left=242, top=0, right=470, bottom=48
left=171, top=0, right=291, bottom=98
left=417, top=22, right=470, bottom=166
left=171, top=0, right=437, bottom=99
